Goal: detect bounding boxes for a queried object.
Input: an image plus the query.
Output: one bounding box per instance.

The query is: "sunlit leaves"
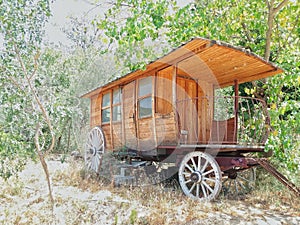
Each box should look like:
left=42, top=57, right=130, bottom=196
left=94, top=0, right=299, bottom=172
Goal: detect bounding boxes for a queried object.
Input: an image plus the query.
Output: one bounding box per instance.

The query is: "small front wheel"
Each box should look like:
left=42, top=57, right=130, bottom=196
left=222, top=168, right=256, bottom=197
left=85, top=127, right=105, bottom=173
left=178, top=152, right=222, bottom=201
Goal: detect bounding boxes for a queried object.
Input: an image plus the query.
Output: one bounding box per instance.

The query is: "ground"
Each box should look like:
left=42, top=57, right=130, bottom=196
left=0, top=156, right=299, bottom=225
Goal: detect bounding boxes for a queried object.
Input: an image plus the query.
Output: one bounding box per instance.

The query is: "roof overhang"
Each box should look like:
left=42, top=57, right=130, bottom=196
left=81, top=37, right=283, bottom=98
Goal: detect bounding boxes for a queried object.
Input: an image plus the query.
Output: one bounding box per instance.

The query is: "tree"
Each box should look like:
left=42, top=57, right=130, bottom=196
left=0, top=0, right=55, bottom=204
left=93, top=0, right=299, bottom=172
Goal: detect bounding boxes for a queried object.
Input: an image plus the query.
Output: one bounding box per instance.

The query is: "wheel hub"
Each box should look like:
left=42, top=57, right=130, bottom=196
left=190, top=171, right=202, bottom=183
left=89, top=147, right=97, bottom=156
left=228, top=171, right=238, bottom=179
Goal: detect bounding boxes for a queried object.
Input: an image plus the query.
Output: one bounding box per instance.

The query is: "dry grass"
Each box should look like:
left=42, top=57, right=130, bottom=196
left=53, top=159, right=300, bottom=224
left=2, top=158, right=298, bottom=225
left=244, top=167, right=300, bottom=215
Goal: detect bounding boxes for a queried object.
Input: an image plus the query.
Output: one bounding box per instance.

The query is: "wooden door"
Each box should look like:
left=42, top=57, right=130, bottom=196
left=123, top=81, right=138, bottom=150
left=176, top=77, right=198, bottom=144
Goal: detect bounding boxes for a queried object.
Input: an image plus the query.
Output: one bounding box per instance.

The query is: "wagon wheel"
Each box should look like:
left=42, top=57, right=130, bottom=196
left=178, top=152, right=222, bottom=201
left=222, top=167, right=256, bottom=197
left=85, top=126, right=105, bottom=173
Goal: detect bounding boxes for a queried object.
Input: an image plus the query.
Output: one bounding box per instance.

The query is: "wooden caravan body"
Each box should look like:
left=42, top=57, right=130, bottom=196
left=81, top=38, right=283, bottom=159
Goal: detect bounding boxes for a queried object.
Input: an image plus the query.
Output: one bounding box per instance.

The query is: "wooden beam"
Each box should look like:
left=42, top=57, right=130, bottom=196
left=234, top=80, right=239, bottom=142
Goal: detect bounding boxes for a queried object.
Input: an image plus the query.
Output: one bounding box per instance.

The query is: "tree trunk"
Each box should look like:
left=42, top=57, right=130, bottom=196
left=264, top=0, right=289, bottom=61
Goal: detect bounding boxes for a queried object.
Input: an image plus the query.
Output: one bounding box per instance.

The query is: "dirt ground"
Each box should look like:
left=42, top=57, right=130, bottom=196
left=0, top=157, right=299, bottom=225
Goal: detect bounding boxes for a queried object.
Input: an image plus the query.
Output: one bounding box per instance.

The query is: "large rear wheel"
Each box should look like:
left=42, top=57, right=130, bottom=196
left=178, top=152, right=222, bottom=201
left=85, top=127, right=105, bottom=173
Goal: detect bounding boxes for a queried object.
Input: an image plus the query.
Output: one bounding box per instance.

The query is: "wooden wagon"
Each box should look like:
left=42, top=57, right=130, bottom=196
left=81, top=37, right=287, bottom=200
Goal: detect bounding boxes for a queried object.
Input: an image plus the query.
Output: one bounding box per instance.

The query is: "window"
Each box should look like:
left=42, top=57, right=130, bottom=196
left=112, top=88, right=122, bottom=122
left=101, top=92, right=111, bottom=124
left=138, top=77, right=152, bottom=118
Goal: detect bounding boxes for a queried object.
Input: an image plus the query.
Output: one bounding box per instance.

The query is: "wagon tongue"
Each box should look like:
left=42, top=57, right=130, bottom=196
left=256, top=159, right=300, bottom=197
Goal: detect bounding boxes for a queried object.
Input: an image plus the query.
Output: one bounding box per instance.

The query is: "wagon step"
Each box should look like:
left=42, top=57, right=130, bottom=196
left=256, top=159, right=300, bottom=197
left=113, top=165, right=135, bottom=187
left=113, top=161, right=148, bottom=186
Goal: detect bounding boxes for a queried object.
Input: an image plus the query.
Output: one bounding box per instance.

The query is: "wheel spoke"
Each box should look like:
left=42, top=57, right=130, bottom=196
left=202, top=181, right=214, bottom=194
left=191, top=157, right=197, bottom=170
left=182, top=172, right=191, bottom=176
left=223, top=178, right=229, bottom=185
left=188, top=183, right=196, bottom=193
left=237, top=180, right=246, bottom=190
left=200, top=160, right=208, bottom=173
left=185, top=163, right=194, bottom=173
left=234, top=180, right=239, bottom=193
left=185, top=179, right=192, bottom=184
left=204, top=177, right=216, bottom=183
left=196, top=184, right=200, bottom=198
left=237, top=174, right=252, bottom=182
left=202, top=169, right=214, bottom=176
left=201, top=184, right=207, bottom=198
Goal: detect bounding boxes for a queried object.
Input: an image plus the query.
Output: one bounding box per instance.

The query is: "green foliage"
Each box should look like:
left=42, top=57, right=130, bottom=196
left=96, top=0, right=176, bottom=71
left=0, top=0, right=298, bottom=179
left=0, top=131, right=27, bottom=180
left=0, top=0, right=52, bottom=179
left=94, top=0, right=299, bottom=173
left=265, top=51, right=300, bottom=171
left=129, top=209, right=137, bottom=224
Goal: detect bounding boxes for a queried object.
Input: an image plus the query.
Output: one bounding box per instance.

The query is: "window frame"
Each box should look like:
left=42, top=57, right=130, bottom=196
left=137, top=76, right=153, bottom=119
left=101, top=91, right=111, bottom=124
left=112, top=88, right=122, bottom=122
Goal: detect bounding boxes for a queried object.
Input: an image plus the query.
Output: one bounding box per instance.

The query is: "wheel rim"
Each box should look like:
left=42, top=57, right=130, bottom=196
left=222, top=168, right=256, bottom=196
left=178, top=152, right=222, bottom=201
left=85, top=127, right=105, bottom=173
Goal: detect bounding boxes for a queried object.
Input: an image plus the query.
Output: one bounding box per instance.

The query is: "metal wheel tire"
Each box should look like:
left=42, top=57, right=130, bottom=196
left=178, top=152, right=222, bottom=201
left=222, top=168, right=256, bottom=196
left=85, top=126, right=105, bottom=173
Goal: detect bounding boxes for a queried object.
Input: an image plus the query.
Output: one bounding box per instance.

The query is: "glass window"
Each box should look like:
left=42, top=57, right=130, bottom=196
left=102, top=92, right=111, bottom=124
left=112, top=105, right=121, bottom=122
left=113, top=89, right=121, bottom=104
left=138, top=77, right=152, bottom=97
left=102, top=108, right=111, bottom=123
left=138, top=97, right=152, bottom=118
left=102, top=93, right=110, bottom=107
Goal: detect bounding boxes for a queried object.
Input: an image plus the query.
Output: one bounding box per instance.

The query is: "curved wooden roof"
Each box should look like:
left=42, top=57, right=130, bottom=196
left=81, top=37, right=283, bottom=98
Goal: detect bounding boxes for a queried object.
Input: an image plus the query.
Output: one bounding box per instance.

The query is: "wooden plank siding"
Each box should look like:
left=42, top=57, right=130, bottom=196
left=155, top=112, right=177, bottom=145
left=112, top=122, right=123, bottom=149
left=197, top=81, right=214, bottom=144
left=83, top=38, right=283, bottom=154
left=90, top=94, right=102, bottom=128
left=123, top=81, right=138, bottom=150
left=102, top=124, right=112, bottom=150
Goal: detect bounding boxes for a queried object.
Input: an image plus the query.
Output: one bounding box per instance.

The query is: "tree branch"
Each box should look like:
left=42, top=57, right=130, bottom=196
left=14, top=44, right=55, bottom=154
left=241, top=22, right=253, bottom=43
left=265, top=0, right=270, bottom=10
left=35, top=123, right=54, bottom=206
left=274, top=0, right=289, bottom=15
left=29, top=51, right=40, bottom=80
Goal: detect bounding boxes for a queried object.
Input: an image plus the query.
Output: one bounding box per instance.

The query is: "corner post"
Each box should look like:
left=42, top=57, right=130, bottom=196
left=234, top=80, right=239, bottom=142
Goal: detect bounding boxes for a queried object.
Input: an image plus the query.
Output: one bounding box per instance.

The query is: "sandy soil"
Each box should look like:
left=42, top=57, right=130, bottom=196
left=0, top=157, right=299, bottom=225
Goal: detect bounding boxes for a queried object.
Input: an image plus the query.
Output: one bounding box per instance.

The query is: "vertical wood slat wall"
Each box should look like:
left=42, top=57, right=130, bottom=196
left=89, top=69, right=215, bottom=151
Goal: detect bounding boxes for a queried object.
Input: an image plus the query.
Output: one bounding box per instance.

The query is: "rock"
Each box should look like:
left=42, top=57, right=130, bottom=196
left=71, top=150, right=83, bottom=160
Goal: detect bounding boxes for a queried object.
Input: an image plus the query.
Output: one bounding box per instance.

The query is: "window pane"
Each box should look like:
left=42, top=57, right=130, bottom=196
left=139, top=97, right=152, bottom=118
left=112, top=105, right=121, bottom=121
left=102, top=108, right=110, bottom=123
left=138, top=77, right=152, bottom=97
left=113, top=89, right=121, bottom=104
left=102, top=93, right=110, bottom=107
